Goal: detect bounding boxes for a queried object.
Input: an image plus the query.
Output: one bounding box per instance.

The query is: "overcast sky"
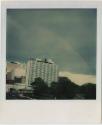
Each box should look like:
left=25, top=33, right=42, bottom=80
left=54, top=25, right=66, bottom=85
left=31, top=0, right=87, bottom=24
left=6, top=9, right=96, bottom=75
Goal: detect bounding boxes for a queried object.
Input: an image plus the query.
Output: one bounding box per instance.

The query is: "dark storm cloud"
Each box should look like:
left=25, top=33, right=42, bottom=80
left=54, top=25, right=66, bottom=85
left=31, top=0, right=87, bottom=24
left=6, top=9, right=96, bottom=75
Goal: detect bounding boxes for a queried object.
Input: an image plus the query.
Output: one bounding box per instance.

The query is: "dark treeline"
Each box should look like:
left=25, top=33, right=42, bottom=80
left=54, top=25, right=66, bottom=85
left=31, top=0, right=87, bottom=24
left=31, top=77, right=96, bottom=100
left=6, top=77, right=96, bottom=100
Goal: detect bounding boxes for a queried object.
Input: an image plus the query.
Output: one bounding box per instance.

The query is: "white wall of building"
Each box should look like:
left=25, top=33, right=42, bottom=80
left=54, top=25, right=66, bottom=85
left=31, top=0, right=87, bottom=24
left=26, top=59, right=58, bottom=87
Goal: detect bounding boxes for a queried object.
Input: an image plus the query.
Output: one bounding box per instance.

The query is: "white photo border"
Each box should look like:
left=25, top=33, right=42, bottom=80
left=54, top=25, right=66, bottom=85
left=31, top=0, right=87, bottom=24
left=0, top=0, right=102, bottom=123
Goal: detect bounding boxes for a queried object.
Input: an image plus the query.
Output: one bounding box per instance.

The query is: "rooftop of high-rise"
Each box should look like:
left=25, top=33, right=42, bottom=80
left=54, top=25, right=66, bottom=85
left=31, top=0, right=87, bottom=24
left=29, top=58, right=54, bottom=64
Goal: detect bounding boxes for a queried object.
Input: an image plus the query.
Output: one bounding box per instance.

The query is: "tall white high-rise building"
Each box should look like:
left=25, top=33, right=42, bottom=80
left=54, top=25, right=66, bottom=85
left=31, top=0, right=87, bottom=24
left=26, top=58, right=58, bottom=87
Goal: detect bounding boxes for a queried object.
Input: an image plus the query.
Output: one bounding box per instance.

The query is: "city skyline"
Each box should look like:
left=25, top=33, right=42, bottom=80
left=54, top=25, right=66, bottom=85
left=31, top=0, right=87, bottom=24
left=6, top=59, right=96, bottom=99
left=7, top=9, right=96, bottom=75
left=6, top=59, right=96, bottom=86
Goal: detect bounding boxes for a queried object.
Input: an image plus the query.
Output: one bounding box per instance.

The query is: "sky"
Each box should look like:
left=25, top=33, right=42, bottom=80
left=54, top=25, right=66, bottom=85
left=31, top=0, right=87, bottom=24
left=6, top=9, right=96, bottom=75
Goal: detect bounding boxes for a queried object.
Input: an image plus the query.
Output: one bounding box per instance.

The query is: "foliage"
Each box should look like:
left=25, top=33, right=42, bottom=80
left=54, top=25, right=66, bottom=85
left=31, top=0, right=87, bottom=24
left=31, top=77, right=96, bottom=99
left=52, top=77, right=79, bottom=99
left=80, top=83, right=96, bottom=99
left=31, top=77, right=53, bottom=99
left=6, top=77, right=96, bottom=100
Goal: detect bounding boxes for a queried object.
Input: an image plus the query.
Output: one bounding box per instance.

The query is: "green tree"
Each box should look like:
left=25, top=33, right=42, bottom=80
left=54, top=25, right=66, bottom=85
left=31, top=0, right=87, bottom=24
left=80, top=83, right=96, bottom=99
left=55, top=77, right=79, bottom=99
left=31, top=77, right=51, bottom=99
left=50, top=82, right=57, bottom=98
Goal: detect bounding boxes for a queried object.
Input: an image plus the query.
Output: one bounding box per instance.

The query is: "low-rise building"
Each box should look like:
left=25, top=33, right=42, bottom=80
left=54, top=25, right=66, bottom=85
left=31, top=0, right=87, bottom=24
left=26, top=58, right=59, bottom=87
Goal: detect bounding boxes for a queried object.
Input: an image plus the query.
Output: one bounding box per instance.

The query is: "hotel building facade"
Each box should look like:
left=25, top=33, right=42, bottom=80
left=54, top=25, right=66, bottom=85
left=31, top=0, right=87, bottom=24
left=26, top=58, right=58, bottom=87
